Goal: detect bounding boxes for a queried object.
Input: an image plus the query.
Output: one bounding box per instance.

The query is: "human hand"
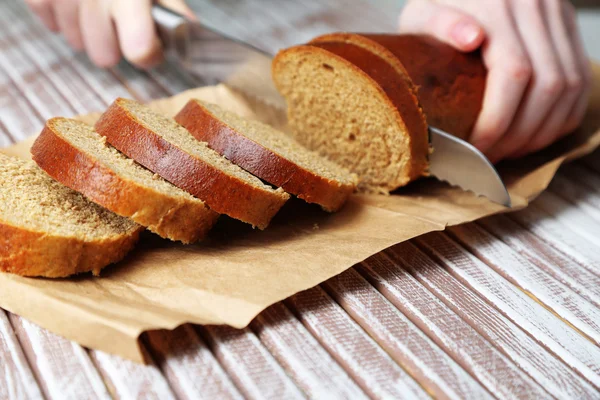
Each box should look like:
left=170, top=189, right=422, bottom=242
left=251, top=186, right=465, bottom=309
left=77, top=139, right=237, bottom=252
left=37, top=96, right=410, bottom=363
left=25, top=0, right=195, bottom=69
left=399, top=0, right=592, bottom=163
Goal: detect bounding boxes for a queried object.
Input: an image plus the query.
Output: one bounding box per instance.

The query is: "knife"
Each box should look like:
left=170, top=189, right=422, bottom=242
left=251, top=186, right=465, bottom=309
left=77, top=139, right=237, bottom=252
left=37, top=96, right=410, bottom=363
left=152, top=5, right=511, bottom=207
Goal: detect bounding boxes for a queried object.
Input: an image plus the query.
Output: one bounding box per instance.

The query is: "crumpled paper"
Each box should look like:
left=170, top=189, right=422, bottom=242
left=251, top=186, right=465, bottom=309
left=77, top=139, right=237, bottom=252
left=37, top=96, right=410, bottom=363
left=1, top=64, right=599, bottom=363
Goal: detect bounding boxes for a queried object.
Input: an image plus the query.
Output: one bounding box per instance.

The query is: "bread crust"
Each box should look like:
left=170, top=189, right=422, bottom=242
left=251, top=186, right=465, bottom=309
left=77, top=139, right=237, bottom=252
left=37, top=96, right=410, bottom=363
left=175, top=100, right=356, bottom=211
left=0, top=221, right=142, bottom=278
left=274, top=43, right=430, bottom=184
left=312, top=33, right=486, bottom=140
left=95, top=99, right=289, bottom=229
left=31, top=118, right=219, bottom=243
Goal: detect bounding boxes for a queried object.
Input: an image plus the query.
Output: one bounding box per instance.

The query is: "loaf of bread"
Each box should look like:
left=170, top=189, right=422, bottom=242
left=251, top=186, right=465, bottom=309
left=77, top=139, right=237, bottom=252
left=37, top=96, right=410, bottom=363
left=310, top=33, right=486, bottom=140
left=175, top=99, right=358, bottom=211
left=95, top=98, right=290, bottom=229
left=31, top=118, right=219, bottom=244
left=272, top=38, right=430, bottom=194
left=0, top=154, right=142, bottom=278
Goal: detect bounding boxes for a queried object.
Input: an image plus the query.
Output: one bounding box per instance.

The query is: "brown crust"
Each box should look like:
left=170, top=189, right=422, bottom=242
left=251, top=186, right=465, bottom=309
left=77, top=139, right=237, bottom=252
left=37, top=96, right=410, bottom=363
left=31, top=118, right=219, bottom=243
left=175, top=100, right=356, bottom=211
left=0, top=221, right=142, bottom=278
left=313, top=33, right=486, bottom=140
left=94, top=99, right=290, bottom=229
left=299, top=41, right=430, bottom=183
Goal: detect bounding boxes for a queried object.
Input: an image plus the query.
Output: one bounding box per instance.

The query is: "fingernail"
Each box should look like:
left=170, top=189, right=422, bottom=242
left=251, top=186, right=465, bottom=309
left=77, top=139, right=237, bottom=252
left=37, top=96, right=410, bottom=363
left=452, top=21, right=481, bottom=47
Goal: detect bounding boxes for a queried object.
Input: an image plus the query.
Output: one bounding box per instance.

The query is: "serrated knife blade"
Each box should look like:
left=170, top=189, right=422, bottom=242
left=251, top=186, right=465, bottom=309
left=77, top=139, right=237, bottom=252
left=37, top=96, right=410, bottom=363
left=152, top=5, right=511, bottom=207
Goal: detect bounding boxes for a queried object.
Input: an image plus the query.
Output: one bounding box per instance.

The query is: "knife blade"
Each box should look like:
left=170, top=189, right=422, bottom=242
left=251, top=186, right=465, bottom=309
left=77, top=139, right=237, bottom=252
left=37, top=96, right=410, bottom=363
left=152, top=5, right=511, bottom=207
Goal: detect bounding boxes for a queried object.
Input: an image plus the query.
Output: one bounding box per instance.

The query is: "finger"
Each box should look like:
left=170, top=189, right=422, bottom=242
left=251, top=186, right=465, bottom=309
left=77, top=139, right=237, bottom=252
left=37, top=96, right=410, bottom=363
left=53, top=0, right=84, bottom=50
left=158, top=0, right=197, bottom=21
left=110, top=0, right=163, bottom=69
left=468, top=2, right=531, bottom=157
left=561, top=1, right=593, bottom=134
left=80, top=0, right=121, bottom=68
left=489, top=0, right=565, bottom=161
left=519, top=0, right=583, bottom=154
left=399, top=0, right=485, bottom=52
left=25, top=0, right=59, bottom=32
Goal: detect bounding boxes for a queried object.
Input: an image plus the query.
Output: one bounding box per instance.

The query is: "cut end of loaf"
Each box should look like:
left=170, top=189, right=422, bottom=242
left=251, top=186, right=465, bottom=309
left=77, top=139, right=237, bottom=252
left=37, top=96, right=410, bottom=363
left=0, top=153, right=141, bottom=278
left=176, top=99, right=358, bottom=211
left=272, top=43, right=429, bottom=193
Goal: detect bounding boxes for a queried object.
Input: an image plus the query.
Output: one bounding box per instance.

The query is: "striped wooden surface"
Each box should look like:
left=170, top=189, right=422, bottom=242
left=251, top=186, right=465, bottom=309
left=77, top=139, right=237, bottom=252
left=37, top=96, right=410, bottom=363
left=1, top=0, right=600, bottom=398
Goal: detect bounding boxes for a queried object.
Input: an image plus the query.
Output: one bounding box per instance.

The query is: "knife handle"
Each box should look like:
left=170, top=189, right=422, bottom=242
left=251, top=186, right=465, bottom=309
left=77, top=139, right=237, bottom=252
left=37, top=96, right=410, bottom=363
left=151, top=4, right=190, bottom=63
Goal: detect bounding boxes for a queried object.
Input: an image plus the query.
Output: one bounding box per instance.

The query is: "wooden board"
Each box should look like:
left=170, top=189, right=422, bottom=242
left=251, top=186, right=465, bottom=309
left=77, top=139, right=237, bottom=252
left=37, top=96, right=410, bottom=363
left=1, top=0, right=599, bottom=398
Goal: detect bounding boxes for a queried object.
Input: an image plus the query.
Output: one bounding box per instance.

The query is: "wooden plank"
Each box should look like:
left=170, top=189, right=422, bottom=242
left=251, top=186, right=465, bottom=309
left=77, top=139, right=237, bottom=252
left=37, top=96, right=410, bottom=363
left=386, top=242, right=600, bottom=399
left=449, top=223, right=600, bottom=345
left=9, top=315, right=110, bottom=400
left=478, top=215, right=600, bottom=308
left=550, top=170, right=600, bottom=220
left=509, top=204, right=600, bottom=277
left=145, top=325, right=243, bottom=400
left=416, top=232, right=600, bottom=387
left=559, top=162, right=600, bottom=195
left=200, top=325, right=305, bottom=399
left=323, top=268, right=492, bottom=400
left=251, top=302, right=368, bottom=399
left=111, top=62, right=170, bottom=103
left=533, top=191, right=600, bottom=247
left=90, top=348, right=177, bottom=400
left=287, top=286, right=430, bottom=399
left=358, top=254, right=551, bottom=400
left=0, top=311, right=43, bottom=400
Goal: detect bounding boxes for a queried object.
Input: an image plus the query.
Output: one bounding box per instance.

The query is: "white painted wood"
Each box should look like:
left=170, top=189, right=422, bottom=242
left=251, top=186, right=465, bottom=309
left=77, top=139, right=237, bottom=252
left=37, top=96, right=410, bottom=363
left=288, top=286, right=430, bottom=400
left=386, top=242, right=600, bottom=400
left=550, top=171, right=600, bottom=221
left=560, top=162, right=600, bottom=196
left=478, top=215, right=600, bottom=308
left=449, top=223, right=600, bottom=346
left=324, top=269, right=492, bottom=400
left=202, top=325, right=305, bottom=399
left=111, top=62, right=170, bottom=102
left=251, top=302, right=368, bottom=399
left=91, top=348, right=177, bottom=400
left=416, top=232, right=600, bottom=387
left=534, top=191, right=600, bottom=248
left=145, top=325, right=243, bottom=400
left=509, top=204, right=600, bottom=277
left=9, top=315, right=110, bottom=400
left=0, top=311, right=43, bottom=400
left=359, top=254, right=551, bottom=400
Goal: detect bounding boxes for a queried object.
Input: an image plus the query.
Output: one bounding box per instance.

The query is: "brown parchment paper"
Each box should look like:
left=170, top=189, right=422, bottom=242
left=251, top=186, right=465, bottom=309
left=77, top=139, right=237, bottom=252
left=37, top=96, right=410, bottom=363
left=1, top=65, right=600, bottom=363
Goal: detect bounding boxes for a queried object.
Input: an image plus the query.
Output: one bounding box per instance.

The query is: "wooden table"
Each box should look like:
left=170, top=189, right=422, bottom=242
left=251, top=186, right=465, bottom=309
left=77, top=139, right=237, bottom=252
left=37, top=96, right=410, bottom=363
left=2, top=1, right=600, bottom=398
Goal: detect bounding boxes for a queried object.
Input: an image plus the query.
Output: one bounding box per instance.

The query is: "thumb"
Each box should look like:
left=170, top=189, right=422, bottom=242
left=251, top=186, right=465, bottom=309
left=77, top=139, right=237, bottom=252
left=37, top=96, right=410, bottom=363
left=399, top=1, right=485, bottom=52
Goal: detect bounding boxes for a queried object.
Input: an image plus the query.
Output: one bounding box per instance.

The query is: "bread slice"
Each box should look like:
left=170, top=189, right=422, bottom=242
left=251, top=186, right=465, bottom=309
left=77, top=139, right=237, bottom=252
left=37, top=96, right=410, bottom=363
left=95, top=98, right=290, bottom=229
left=0, top=154, right=142, bottom=278
left=310, top=33, right=486, bottom=140
left=175, top=99, right=358, bottom=211
left=272, top=40, right=429, bottom=194
left=31, top=118, right=219, bottom=244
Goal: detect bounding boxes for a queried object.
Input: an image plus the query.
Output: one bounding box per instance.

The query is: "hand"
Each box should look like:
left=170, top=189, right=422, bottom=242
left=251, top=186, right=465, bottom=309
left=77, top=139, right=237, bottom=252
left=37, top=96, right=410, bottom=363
left=399, top=0, right=592, bottom=163
left=25, top=0, right=196, bottom=69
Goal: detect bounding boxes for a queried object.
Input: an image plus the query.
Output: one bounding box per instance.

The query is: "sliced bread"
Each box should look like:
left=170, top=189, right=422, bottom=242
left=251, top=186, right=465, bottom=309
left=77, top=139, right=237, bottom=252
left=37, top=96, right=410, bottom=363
left=175, top=99, right=358, bottom=211
left=95, top=98, right=290, bottom=229
left=0, top=154, right=142, bottom=278
left=31, top=118, right=219, bottom=244
left=310, top=33, right=486, bottom=140
left=272, top=40, right=429, bottom=194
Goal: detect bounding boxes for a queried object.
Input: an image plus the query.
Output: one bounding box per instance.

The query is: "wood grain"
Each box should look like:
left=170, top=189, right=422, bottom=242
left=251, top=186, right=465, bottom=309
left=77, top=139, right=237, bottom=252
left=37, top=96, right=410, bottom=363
left=386, top=242, right=600, bottom=399
left=416, top=232, right=600, bottom=387
left=145, top=325, right=243, bottom=400
left=324, top=269, right=492, bottom=400
left=358, top=253, right=551, bottom=399
left=288, top=286, right=430, bottom=399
